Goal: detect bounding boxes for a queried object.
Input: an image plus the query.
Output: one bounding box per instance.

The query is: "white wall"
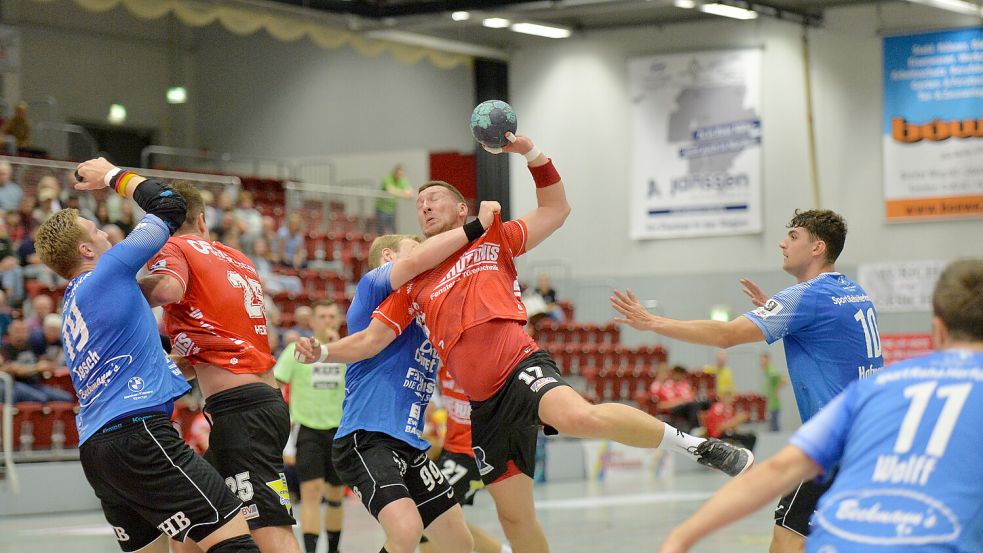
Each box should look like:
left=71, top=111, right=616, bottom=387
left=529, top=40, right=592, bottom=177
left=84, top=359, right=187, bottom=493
left=192, top=27, right=475, bottom=158
left=509, top=3, right=982, bottom=279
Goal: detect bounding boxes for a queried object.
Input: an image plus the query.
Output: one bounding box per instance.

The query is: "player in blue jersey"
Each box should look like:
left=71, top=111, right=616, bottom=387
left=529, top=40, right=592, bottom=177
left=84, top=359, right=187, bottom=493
left=611, top=209, right=883, bottom=552
left=657, top=258, right=983, bottom=553
left=330, top=201, right=498, bottom=553
left=35, top=158, right=258, bottom=553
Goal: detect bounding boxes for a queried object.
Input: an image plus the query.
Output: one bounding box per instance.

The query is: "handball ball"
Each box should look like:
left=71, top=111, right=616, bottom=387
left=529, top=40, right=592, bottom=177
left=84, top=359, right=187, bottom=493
left=470, top=100, right=517, bottom=148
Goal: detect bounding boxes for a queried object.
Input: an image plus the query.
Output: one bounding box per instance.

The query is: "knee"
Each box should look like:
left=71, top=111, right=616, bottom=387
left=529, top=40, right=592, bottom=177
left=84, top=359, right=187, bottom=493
left=388, top=517, right=425, bottom=551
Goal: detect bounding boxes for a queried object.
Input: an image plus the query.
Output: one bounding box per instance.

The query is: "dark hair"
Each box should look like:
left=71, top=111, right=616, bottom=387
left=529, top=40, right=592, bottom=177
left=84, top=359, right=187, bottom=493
left=671, top=365, right=688, bottom=376
left=787, top=209, right=847, bottom=264
left=932, top=259, right=983, bottom=342
left=170, top=182, right=205, bottom=230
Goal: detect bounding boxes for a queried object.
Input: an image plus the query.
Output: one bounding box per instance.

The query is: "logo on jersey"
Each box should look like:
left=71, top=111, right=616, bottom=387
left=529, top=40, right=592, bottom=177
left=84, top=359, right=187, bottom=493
left=473, top=447, right=494, bottom=476
left=150, top=259, right=167, bottom=271
left=157, top=511, right=191, bottom=538
left=753, top=299, right=784, bottom=319
left=816, top=488, right=960, bottom=545
left=171, top=332, right=201, bottom=357
left=265, top=474, right=292, bottom=509
left=127, top=377, right=145, bottom=392
left=240, top=504, right=260, bottom=520
left=392, top=453, right=408, bottom=476
left=431, top=243, right=501, bottom=299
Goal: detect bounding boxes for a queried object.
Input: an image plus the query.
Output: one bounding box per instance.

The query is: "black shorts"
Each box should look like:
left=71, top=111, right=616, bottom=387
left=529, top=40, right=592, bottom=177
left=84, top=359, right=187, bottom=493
left=436, top=450, right=483, bottom=506
left=774, top=473, right=836, bottom=536
left=332, top=430, right=457, bottom=527
left=296, top=425, right=343, bottom=486
left=204, top=383, right=294, bottom=530
left=80, top=414, right=242, bottom=552
left=470, top=350, right=569, bottom=485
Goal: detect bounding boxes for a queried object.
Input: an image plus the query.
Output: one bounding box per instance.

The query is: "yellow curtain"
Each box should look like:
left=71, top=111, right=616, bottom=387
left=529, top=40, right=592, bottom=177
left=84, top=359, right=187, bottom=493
left=44, top=0, right=473, bottom=70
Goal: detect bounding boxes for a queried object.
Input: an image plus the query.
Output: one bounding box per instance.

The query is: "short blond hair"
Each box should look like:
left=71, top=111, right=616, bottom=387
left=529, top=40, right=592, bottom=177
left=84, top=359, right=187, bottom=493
left=368, top=234, right=421, bottom=269
left=418, top=181, right=465, bottom=203
left=36, top=209, right=87, bottom=279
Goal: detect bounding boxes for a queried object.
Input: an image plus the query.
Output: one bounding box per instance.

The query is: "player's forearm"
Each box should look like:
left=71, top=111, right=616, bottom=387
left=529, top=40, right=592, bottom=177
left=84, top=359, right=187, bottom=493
left=324, top=331, right=387, bottom=363
left=391, top=228, right=470, bottom=289
left=648, top=317, right=734, bottom=348
left=664, top=446, right=819, bottom=550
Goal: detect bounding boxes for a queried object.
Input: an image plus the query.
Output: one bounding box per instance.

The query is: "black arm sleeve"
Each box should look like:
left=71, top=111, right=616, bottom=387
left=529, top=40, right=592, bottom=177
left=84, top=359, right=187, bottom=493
left=131, top=179, right=187, bottom=235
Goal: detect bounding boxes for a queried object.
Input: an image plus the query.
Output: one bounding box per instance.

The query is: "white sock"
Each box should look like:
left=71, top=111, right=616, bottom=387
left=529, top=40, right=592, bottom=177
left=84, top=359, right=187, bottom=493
left=659, top=422, right=704, bottom=455
left=499, top=545, right=513, bottom=553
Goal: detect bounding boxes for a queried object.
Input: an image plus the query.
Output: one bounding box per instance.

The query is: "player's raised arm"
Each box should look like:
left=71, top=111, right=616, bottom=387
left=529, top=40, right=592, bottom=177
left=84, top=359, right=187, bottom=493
left=294, top=318, right=397, bottom=364
left=486, top=132, right=570, bottom=252
left=389, top=200, right=501, bottom=289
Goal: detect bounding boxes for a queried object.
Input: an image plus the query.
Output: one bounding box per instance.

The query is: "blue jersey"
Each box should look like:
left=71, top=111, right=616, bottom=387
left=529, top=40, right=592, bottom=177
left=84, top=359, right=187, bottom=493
left=63, top=215, right=190, bottom=444
left=792, top=349, right=983, bottom=553
left=744, top=272, right=883, bottom=421
left=335, top=263, right=439, bottom=450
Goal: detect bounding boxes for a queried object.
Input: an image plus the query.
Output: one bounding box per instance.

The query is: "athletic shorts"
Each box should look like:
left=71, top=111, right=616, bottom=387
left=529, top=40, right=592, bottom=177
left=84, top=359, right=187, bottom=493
left=80, top=413, right=242, bottom=552
left=203, top=383, right=294, bottom=530
left=332, top=430, right=457, bottom=527
left=436, top=450, right=483, bottom=506
left=774, top=472, right=837, bottom=536
left=469, top=350, right=569, bottom=485
left=296, top=425, right=343, bottom=486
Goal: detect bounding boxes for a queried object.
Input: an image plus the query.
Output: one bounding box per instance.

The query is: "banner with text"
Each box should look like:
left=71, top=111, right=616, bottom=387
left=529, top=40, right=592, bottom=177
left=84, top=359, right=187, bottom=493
left=857, top=260, right=947, bottom=313
left=629, top=49, right=762, bottom=239
left=881, top=334, right=934, bottom=366
left=883, top=28, right=983, bottom=221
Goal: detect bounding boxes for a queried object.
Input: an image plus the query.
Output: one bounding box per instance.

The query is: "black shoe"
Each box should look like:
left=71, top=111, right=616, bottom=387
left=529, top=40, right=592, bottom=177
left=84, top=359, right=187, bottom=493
left=693, top=438, right=754, bottom=477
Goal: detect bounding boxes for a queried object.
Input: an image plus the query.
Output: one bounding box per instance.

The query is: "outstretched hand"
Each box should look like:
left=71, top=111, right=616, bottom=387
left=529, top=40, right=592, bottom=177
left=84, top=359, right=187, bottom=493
left=74, top=157, right=116, bottom=191
left=610, top=289, right=657, bottom=331
left=739, top=278, right=768, bottom=308
left=293, top=337, right=322, bottom=364
left=477, top=201, right=501, bottom=228
left=482, top=132, right=535, bottom=156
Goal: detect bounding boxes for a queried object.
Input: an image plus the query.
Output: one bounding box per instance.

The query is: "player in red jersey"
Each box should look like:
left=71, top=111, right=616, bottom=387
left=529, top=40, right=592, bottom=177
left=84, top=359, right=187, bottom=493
left=139, top=183, right=300, bottom=553
left=297, top=133, right=753, bottom=553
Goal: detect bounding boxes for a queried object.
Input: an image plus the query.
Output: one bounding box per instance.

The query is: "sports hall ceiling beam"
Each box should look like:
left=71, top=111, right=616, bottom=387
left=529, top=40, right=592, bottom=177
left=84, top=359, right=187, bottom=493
left=271, top=0, right=544, bottom=19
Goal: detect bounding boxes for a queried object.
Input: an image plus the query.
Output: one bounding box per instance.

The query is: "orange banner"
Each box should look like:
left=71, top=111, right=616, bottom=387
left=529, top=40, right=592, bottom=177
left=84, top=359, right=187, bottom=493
left=885, top=195, right=983, bottom=220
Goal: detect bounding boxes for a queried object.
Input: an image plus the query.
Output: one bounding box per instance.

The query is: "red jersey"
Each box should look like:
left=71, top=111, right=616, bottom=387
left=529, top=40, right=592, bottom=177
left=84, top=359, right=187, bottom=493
left=438, top=365, right=473, bottom=456
left=148, top=236, right=275, bottom=374
left=703, top=401, right=736, bottom=438
left=373, top=216, right=538, bottom=400
left=651, top=379, right=695, bottom=403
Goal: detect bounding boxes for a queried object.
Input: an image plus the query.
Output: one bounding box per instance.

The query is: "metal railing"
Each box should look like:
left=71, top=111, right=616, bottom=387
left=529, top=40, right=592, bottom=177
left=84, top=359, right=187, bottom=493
left=141, top=145, right=293, bottom=180
left=0, top=372, right=20, bottom=495
left=34, top=122, right=100, bottom=160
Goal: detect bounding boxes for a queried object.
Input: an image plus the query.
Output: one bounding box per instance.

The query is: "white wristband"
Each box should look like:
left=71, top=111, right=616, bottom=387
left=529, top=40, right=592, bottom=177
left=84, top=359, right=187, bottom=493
left=523, top=146, right=542, bottom=163
left=104, top=167, right=122, bottom=188
left=317, top=344, right=329, bottom=363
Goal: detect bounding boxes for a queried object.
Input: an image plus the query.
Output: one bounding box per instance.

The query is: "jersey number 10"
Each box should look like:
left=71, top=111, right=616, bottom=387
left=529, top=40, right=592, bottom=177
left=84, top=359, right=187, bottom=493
left=853, top=308, right=881, bottom=359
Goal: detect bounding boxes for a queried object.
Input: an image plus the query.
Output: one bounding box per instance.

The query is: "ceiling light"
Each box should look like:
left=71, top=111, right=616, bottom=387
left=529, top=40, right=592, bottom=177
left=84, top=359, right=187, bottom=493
left=166, top=86, right=187, bottom=105
left=699, top=3, right=758, bottom=19
left=510, top=22, right=572, bottom=39
left=906, top=0, right=982, bottom=15
left=451, top=11, right=470, bottom=21
left=108, top=104, right=127, bottom=125
left=674, top=0, right=697, bottom=8
left=482, top=17, right=511, bottom=28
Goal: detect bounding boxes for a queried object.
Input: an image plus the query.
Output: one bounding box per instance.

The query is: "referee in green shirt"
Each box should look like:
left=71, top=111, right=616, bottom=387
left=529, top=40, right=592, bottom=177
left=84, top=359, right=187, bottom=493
left=275, top=299, right=347, bottom=553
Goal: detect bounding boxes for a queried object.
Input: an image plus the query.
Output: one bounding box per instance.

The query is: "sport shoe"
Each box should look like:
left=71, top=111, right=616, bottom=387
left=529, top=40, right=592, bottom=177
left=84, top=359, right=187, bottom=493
left=693, top=438, right=754, bottom=477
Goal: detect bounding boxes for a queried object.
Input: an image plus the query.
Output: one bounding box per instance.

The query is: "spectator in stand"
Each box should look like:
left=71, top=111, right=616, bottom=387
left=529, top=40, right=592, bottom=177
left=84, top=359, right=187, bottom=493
left=650, top=366, right=711, bottom=434
left=65, top=194, right=96, bottom=222
left=93, top=201, right=112, bottom=226
left=251, top=237, right=302, bottom=295
left=0, top=320, right=74, bottom=403
left=25, top=294, right=54, bottom=335
left=376, top=164, right=414, bottom=234
left=703, top=351, right=735, bottom=397
left=16, top=195, right=39, bottom=235
left=760, top=352, right=787, bottom=432
left=277, top=213, right=307, bottom=269
left=292, top=306, right=314, bottom=338
left=2, top=102, right=32, bottom=153
left=0, top=290, right=12, bottom=339
left=112, top=200, right=136, bottom=235
left=0, top=160, right=22, bottom=211
left=533, top=272, right=565, bottom=322
left=102, top=223, right=125, bottom=245
left=36, top=187, right=60, bottom=222
left=703, top=390, right=757, bottom=452
left=29, top=313, right=65, bottom=366
left=235, top=191, right=263, bottom=254
left=0, top=253, right=23, bottom=304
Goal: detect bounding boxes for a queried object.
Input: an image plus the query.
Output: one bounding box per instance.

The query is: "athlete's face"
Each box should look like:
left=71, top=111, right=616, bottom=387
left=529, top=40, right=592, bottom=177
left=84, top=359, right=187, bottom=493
left=78, top=217, right=112, bottom=260
left=417, top=186, right=467, bottom=238
left=779, top=226, right=820, bottom=277
left=311, top=304, right=340, bottom=336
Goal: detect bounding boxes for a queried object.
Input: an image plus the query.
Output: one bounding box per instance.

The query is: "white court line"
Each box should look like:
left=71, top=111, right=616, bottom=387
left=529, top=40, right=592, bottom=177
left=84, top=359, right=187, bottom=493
left=533, top=491, right=714, bottom=511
